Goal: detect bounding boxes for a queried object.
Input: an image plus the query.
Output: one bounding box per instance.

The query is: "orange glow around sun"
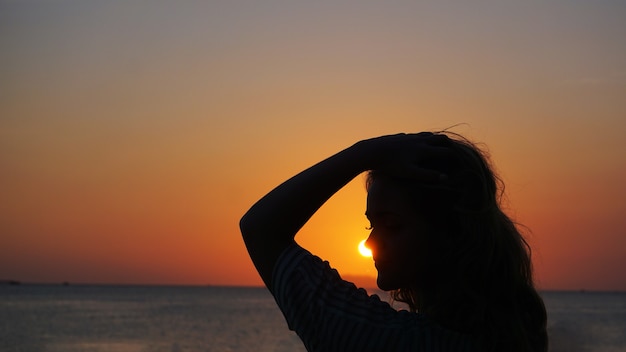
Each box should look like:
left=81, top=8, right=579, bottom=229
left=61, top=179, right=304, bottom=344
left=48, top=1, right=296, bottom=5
left=1, top=1, right=625, bottom=291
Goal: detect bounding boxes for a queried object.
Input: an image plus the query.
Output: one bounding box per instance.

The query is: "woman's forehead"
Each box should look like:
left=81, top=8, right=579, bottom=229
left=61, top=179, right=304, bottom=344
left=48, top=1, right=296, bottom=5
left=366, top=180, right=413, bottom=214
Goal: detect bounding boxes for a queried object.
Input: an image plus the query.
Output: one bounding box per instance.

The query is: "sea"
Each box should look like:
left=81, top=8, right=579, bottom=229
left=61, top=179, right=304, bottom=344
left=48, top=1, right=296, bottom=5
left=1, top=285, right=624, bottom=352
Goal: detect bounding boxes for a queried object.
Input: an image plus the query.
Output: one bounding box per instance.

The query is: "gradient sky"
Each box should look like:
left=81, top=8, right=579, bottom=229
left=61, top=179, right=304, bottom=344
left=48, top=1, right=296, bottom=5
left=1, top=0, right=625, bottom=290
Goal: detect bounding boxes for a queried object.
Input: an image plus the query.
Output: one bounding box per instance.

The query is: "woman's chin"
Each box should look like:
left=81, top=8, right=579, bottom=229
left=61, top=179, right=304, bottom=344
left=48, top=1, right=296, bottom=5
left=376, top=276, right=398, bottom=291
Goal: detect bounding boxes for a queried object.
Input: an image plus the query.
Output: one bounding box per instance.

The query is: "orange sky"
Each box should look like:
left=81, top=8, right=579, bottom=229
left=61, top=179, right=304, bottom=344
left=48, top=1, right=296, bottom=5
left=1, top=1, right=625, bottom=291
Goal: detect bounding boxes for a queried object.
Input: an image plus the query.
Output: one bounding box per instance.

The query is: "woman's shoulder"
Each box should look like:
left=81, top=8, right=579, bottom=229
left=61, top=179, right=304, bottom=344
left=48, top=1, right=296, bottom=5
left=271, top=243, right=475, bottom=351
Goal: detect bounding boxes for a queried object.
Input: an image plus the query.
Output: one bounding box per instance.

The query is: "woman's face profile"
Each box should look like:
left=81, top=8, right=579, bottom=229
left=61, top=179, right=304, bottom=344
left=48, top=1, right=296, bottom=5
left=365, top=179, right=437, bottom=291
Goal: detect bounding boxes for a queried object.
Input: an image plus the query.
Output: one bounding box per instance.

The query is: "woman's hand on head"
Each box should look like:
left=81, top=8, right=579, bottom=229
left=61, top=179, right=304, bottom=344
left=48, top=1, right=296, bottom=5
left=356, top=132, right=451, bottom=183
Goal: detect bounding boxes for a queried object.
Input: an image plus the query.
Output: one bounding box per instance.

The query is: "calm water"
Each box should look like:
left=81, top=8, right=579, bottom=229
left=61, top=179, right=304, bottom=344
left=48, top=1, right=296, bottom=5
left=0, top=285, right=624, bottom=352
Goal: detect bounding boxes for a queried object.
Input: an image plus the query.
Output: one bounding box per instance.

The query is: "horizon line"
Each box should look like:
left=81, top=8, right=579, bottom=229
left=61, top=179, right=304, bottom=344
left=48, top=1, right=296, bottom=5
left=2, top=280, right=624, bottom=293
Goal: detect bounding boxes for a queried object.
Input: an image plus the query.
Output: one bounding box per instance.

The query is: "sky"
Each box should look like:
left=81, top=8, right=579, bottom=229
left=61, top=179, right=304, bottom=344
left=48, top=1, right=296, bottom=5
left=1, top=0, right=625, bottom=291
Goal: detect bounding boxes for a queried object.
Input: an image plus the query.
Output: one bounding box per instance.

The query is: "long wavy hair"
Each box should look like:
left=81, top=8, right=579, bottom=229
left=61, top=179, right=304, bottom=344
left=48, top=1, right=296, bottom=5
left=366, top=132, right=548, bottom=352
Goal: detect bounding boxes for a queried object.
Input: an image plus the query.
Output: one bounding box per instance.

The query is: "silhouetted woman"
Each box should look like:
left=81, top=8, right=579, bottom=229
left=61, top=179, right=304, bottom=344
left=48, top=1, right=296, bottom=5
left=240, top=132, right=548, bottom=351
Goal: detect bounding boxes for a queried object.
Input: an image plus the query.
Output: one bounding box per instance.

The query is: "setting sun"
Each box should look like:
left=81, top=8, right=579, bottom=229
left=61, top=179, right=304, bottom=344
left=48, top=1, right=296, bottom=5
left=358, top=240, right=372, bottom=258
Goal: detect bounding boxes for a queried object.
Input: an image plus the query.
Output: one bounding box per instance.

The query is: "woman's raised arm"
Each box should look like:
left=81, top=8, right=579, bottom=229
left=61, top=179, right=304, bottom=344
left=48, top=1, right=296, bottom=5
left=239, top=133, right=446, bottom=289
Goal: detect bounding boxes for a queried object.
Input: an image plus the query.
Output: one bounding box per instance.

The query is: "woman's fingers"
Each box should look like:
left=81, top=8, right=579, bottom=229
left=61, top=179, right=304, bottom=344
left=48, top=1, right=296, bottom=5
left=386, top=164, right=445, bottom=183
left=370, top=132, right=454, bottom=182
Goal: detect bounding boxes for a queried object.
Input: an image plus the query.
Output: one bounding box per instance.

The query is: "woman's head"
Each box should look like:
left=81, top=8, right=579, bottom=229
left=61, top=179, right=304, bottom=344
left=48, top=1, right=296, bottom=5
left=365, top=131, right=547, bottom=352
left=365, top=132, right=500, bottom=290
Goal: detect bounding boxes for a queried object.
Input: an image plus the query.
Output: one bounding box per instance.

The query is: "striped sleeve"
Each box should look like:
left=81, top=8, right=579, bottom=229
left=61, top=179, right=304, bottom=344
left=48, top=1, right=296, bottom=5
left=271, top=243, right=475, bottom=352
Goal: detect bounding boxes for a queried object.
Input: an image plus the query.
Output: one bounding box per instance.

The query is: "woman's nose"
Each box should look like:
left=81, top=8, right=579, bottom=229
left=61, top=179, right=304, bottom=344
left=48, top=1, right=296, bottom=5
left=365, top=232, right=377, bottom=254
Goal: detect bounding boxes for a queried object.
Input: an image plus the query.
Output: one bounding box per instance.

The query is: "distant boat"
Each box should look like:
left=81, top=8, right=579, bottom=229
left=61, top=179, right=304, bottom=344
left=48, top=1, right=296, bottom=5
left=0, top=280, right=21, bottom=285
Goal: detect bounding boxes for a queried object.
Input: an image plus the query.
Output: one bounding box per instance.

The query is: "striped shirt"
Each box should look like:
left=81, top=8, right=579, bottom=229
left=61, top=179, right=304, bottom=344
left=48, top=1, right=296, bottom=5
left=271, top=244, right=475, bottom=352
